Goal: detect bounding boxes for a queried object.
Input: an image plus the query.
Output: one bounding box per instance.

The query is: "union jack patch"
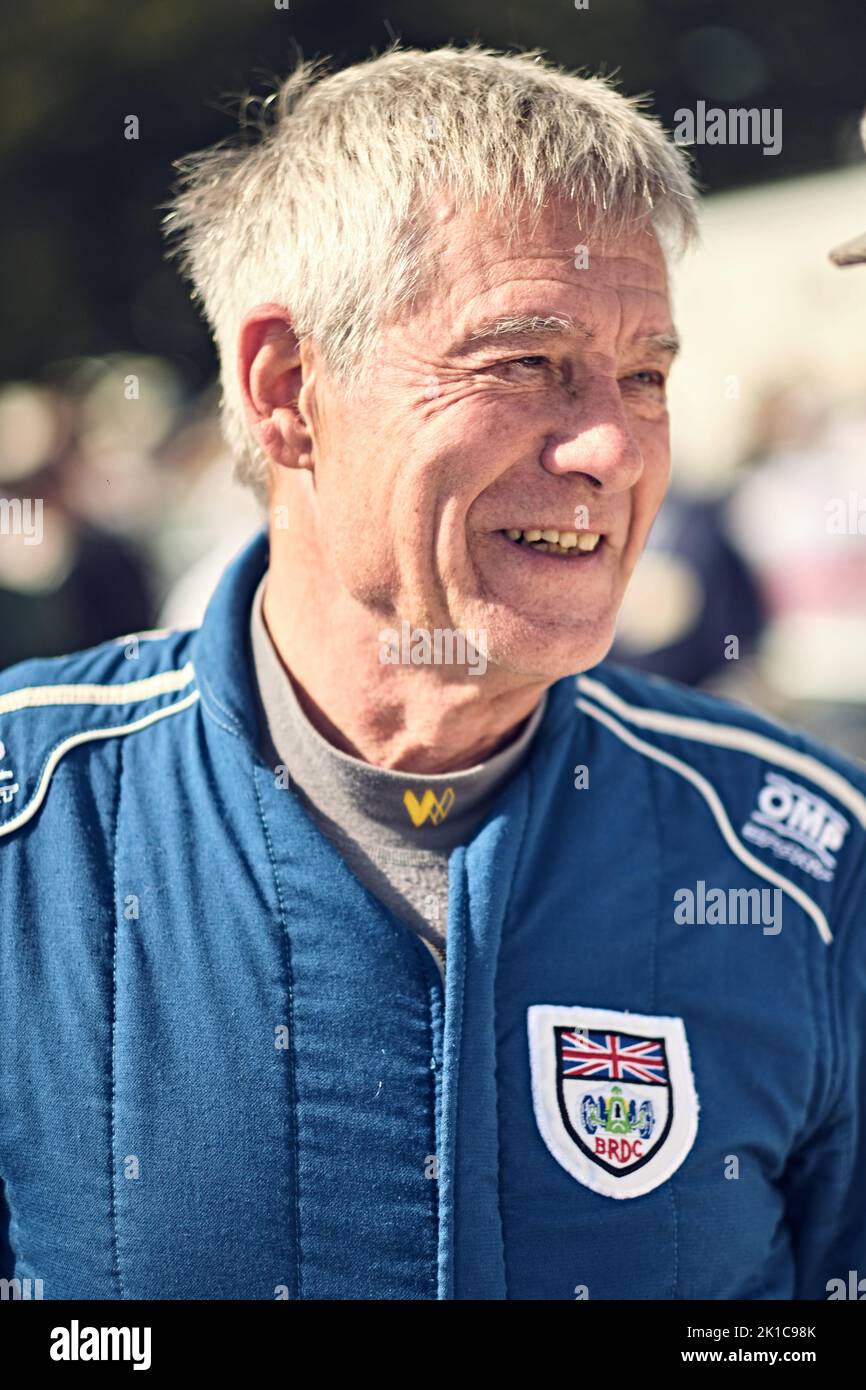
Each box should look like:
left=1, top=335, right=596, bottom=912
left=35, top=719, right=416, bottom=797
left=527, top=1005, right=699, bottom=1199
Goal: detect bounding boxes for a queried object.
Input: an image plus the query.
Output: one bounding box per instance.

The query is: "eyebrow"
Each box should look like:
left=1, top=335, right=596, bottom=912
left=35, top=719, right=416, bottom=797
left=470, top=313, right=583, bottom=340
left=449, top=314, right=680, bottom=359
left=641, top=332, right=681, bottom=358
left=452, top=314, right=585, bottom=356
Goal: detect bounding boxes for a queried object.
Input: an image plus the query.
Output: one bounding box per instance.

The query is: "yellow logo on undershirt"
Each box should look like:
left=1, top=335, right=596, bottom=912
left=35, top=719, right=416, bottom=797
left=403, top=788, right=456, bottom=827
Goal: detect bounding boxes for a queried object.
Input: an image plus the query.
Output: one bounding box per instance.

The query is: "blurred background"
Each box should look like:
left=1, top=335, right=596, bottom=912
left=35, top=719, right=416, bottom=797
left=2, top=0, right=866, bottom=756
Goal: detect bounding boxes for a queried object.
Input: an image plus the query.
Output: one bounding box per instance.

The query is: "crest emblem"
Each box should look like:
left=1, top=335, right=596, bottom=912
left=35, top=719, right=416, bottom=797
left=528, top=1005, right=699, bottom=1199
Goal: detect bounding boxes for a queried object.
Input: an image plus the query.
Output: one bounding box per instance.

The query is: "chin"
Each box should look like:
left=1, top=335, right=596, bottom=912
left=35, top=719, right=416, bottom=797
left=481, top=612, right=618, bottom=682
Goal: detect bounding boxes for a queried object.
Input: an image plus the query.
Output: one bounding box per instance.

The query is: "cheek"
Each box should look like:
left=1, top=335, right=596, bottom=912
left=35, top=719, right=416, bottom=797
left=627, top=427, right=670, bottom=546
left=645, top=446, right=671, bottom=511
left=636, top=416, right=670, bottom=493
left=330, top=520, right=400, bottom=612
left=316, top=418, right=387, bottom=524
left=311, top=450, right=388, bottom=578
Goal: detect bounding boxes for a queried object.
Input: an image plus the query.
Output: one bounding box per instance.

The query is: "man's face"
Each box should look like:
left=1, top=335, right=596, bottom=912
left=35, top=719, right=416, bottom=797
left=302, top=196, right=677, bottom=681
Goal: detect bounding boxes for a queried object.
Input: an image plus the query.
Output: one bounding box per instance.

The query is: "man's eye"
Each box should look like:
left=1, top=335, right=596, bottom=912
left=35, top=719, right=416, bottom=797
left=504, top=355, right=549, bottom=369
left=626, top=369, right=665, bottom=387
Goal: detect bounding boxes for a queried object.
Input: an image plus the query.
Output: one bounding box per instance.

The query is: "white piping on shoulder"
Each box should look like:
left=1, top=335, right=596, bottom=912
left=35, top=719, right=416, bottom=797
left=113, top=628, right=178, bottom=645
left=0, top=662, right=196, bottom=717
left=578, top=674, right=866, bottom=832
left=0, top=690, right=200, bottom=839
left=577, top=695, right=833, bottom=946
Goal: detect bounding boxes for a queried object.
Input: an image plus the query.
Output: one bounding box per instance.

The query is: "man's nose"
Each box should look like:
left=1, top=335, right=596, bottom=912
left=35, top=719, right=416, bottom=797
left=539, top=378, right=644, bottom=491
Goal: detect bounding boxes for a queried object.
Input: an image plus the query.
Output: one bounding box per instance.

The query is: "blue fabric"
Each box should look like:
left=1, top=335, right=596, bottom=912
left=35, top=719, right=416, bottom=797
left=1, top=528, right=864, bottom=1300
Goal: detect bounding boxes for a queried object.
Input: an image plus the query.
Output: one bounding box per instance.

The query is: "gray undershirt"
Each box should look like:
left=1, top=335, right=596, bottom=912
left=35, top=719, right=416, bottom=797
left=248, top=574, right=545, bottom=966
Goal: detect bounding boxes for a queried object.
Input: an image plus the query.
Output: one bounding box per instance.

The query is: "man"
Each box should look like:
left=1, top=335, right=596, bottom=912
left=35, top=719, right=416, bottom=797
left=1, top=46, right=864, bottom=1301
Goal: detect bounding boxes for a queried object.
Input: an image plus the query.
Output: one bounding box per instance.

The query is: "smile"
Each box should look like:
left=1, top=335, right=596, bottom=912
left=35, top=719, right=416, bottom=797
left=499, top=527, right=603, bottom=557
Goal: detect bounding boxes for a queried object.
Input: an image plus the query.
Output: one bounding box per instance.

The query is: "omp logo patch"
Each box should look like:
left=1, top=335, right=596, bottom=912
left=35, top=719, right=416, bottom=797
left=402, top=787, right=455, bottom=827
left=742, top=771, right=849, bottom=883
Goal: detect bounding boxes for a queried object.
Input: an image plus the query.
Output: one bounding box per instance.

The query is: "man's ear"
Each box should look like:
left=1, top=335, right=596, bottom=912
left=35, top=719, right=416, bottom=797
left=238, top=306, right=314, bottom=471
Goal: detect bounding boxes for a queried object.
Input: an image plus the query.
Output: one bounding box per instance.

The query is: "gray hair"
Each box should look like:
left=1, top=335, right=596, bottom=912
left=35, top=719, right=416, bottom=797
left=164, top=44, right=698, bottom=501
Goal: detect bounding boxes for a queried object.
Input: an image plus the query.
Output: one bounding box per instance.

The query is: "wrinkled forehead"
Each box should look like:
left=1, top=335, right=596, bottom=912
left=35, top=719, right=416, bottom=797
left=408, top=192, right=673, bottom=340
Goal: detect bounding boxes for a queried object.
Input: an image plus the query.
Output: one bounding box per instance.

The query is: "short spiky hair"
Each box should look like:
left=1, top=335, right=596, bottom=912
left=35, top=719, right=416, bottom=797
left=164, top=44, right=698, bottom=502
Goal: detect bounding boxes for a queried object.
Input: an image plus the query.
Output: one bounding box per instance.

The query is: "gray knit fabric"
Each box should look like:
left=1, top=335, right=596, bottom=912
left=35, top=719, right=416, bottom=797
left=248, top=574, right=545, bottom=964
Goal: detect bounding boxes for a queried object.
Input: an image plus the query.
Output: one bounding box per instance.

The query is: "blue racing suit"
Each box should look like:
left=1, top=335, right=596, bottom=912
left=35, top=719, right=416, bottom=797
left=1, top=530, right=864, bottom=1300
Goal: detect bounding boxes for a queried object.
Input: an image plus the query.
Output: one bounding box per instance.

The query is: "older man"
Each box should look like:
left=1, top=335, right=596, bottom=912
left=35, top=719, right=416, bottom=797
left=1, top=46, right=864, bottom=1302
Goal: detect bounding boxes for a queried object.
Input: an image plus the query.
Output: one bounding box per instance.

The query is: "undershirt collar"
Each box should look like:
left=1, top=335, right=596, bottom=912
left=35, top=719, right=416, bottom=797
left=249, top=574, right=547, bottom=851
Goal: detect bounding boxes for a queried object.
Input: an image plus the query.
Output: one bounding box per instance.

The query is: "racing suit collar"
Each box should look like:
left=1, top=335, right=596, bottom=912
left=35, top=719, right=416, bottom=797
left=192, top=525, right=271, bottom=756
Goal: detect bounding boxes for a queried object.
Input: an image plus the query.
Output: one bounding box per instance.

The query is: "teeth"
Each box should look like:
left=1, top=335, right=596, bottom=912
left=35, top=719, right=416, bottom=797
left=503, top=527, right=602, bottom=553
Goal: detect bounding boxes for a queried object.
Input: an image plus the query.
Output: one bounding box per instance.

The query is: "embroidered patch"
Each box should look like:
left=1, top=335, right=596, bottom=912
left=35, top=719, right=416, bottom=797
left=741, top=771, right=849, bottom=884
left=527, top=1005, right=699, bottom=1199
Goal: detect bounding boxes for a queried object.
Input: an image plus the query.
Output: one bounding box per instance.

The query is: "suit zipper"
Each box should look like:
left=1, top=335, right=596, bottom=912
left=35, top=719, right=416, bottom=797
left=421, top=934, right=446, bottom=985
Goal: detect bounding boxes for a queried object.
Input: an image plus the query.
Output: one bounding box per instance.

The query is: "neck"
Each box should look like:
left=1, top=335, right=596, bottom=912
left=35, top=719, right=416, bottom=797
left=263, top=521, right=547, bottom=775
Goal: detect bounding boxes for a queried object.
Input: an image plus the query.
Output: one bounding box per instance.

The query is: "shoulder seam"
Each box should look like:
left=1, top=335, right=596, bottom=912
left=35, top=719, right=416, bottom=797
left=578, top=674, right=866, bottom=832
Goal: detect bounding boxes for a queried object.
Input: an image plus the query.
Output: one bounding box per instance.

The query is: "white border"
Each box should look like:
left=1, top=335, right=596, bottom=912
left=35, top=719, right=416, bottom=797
left=528, top=1004, right=699, bottom=1200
